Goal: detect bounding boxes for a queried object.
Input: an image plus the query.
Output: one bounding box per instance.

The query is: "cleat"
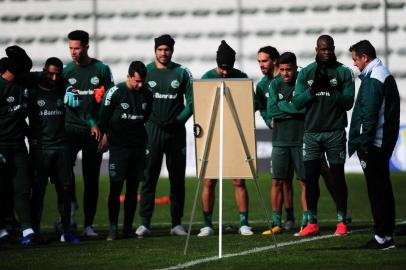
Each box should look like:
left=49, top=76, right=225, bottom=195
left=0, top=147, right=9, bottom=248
left=135, top=225, right=151, bottom=238
left=262, top=225, right=283, bottom=235
left=20, top=233, right=35, bottom=246
left=60, top=233, right=80, bottom=244
left=83, top=226, right=98, bottom=237
left=239, top=225, right=254, bottom=236
left=284, top=220, right=295, bottom=231
left=106, top=230, right=117, bottom=241
left=363, top=237, right=395, bottom=250
left=197, top=226, right=214, bottom=237
left=170, top=225, right=187, bottom=236
left=296, top=223, right=319, bottom=237
left=335, top=222, right=348, bottom=236
left=294, top=226, right=305, bottom=237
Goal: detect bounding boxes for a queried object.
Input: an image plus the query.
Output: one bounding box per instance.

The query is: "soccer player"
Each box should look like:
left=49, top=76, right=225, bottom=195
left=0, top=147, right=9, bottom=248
left=348, top=40, right=399, bottom=249
left=0, top=45, right=35, bottom=245
left=99, top=61, right=153, bottom=241
left=136, top=34, right=193, bottom=237
left=292, top=35, right=355, bottom=236
left=63, top=30, right=114, bottom=237
left=28, top=57, right=80, bottom=244
left=262, top=52, right=307, bottom=235
left=197, top=40, right=253, bottom=237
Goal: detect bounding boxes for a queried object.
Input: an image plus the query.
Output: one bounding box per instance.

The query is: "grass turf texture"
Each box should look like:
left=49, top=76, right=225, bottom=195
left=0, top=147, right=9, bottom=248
left=1, top=172, right=405, bottom=270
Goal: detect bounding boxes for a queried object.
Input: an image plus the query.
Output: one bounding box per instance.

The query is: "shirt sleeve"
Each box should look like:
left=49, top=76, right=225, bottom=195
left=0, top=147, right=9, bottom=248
left=292, top=69, right=314, bottom=110
left=99, top=85, right=119, bottom=134
left=176, top=67, right=193, bottom=123
left=331, top=67, right=355, bottom=111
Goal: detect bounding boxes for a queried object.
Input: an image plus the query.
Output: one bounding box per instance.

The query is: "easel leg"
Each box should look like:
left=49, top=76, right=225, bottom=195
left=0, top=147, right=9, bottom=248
left=184, top=178, right=202, bottom=255
left=252, top=178, right=279, bottom=252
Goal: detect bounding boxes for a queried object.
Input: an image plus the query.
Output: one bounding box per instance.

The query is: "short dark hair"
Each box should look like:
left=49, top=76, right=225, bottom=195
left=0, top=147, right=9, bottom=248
left=258, top=46, right=280, bottom=62
left=279, top=52, right=297, bottom=66
left=317, top=34, right=334, bottom=47
left=68, top=30, right=89, bottom=45
left=0, top=57, right=8, bottom=74
left=128, top=60, right=147, bottom=79
left=45, top=57, right=63, bottom=69
left=349, top=40, right=377, bottom=59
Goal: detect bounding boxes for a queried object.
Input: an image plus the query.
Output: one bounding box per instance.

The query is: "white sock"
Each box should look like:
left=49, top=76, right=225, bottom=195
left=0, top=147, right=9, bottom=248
left=22, top=228, right=34, bottom=237
left=374, top=234, right=385, bottom=244
left=0, top=229, right=9, bottom=238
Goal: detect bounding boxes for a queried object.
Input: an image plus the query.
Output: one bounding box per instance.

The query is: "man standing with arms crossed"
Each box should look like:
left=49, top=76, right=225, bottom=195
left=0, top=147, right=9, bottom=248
left=293, top=35, right=354, bottom=236
left=136, top=34, right=193, bottom=237
left=348, top=40, right=399, bottom=249
left=63, top=30, right=114, bottom=237
left=197, top=40, right=253, bottom=237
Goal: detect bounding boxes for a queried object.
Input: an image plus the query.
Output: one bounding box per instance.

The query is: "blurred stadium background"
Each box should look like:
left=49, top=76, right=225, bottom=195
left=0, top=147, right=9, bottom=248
left=1, top=0, right=405, bottom=175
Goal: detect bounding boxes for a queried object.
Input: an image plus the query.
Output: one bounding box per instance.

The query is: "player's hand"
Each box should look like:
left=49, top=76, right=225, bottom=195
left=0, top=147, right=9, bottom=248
left=94, top=86, right=105, bottom=103
left=311, top=65, right=330, bottom=95
left=90, top=127, right=102, bottom=142
left=64, top=90, right=80, bottom=107
left=97, top=133, right=109, bottom=153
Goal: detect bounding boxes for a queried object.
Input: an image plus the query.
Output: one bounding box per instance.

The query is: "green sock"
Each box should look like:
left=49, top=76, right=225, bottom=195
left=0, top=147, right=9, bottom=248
left=203, top=211, right=213, bottom=228
left=301, top=211, right=309, bottom=227
left=239, top=212, right=249, bottom=226
left=285, top=208, right=295, bottom=222
left=272, top=211, right=282, bottom=226
left=308, top=210, right=318, bottom=224
left=337, top=211, right=346, bottom=223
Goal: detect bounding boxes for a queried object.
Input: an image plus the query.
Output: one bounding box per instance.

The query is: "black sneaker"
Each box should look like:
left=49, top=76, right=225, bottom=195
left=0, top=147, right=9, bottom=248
left=363, top=237, right=395, bottom=250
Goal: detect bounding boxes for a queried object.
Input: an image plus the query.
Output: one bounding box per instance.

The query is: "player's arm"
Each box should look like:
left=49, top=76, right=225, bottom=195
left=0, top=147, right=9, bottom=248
left=254, top=82, right=268, bottom=123
left=267, top=80, right=290, bottom=121
left=292, top=69, right=314, bottom=110
left=99, top=85, right=118, bottom=134
left=176, top=67, right=193, bottom=123
left=331, top=67, right=355, bottom=111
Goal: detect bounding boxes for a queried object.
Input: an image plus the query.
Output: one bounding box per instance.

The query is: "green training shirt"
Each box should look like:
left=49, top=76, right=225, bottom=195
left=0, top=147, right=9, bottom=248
left=28, top=75, right=66, bottom=149
left=99, top=82, right=153, bottom=147
left=63, top=59, right=114, bottom=131
left=292, top=61, right=354, bottom=132
left=146, top=61, right=193, bottom=127
left=255, top=75, right=274, bottom=125
left=267, top=75, right=305, bottom=147
left=201, top=68, right=248, bottom=79
left=0, top=77, right=29, bottom=148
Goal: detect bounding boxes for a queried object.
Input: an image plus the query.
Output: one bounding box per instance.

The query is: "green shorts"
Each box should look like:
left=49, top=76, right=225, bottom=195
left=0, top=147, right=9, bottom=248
left=303, top=129, right=347, bottom=164
left=271, top=146, right=305, bottom=180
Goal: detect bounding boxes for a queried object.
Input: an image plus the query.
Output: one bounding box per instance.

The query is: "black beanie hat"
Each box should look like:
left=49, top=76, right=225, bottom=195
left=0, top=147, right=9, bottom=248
left=128, top=60, right=147, bottom=79
left=5, top=45, right=33, bottom=75
left=154, top=34, right=175, bottom=50
left=216, top=40, right=236, bottom=69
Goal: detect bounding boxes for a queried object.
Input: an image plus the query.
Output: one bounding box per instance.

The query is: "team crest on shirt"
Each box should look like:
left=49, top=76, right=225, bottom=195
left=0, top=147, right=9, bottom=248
left=265, top=92, right=269, bottom=98
left=23, top=89, right=29, bottom=97
left=120, top=103, right=129, bottom=110
left=146, top=149, right=150, bottom=156
left=360, top=160, right=367, bottom=169
left=57, top=99, right=64, bottom=107
left=148, top=81, right=157, bottom=88
left=6, top=96, right=14, bottom=103
left=278, top=93, right=283, bottom=99
left=37, top=100, right=46, bottom=107
left=171, top=80, right=180, bottom=89
left=90, top=76, right=100, bottom=85
left=330, top=78, right=338, bottom=86
left=339, top=151, right=346, bottom=160
left=307, top=80, right=314, bottom=86
left=68, top=78, right=77, bottom=85
left=142, top=102, right=147, bottom=110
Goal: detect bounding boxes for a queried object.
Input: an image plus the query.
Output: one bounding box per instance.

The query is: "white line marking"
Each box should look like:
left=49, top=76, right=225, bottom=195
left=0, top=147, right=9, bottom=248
left=152, top=223, right=405, bottom=270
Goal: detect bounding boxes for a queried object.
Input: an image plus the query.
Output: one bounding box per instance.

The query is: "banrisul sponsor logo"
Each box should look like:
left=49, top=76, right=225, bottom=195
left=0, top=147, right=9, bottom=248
left=6, top=96, right=14, bottom=103
left=120, top=103, right=129, bottom=110
left=37, top=100, right=46, bottom=107
left=148, top=81, right=157, bottom=88
left=68, top=78, right=77, bottom=85
left=90, top=76, right=100, bottom=85
left=171, top=80, right=180, bottom=89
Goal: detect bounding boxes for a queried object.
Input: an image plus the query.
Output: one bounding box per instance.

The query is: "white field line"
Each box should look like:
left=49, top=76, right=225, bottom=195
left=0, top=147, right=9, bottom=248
left=152, top=222, right=406, bottom=270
